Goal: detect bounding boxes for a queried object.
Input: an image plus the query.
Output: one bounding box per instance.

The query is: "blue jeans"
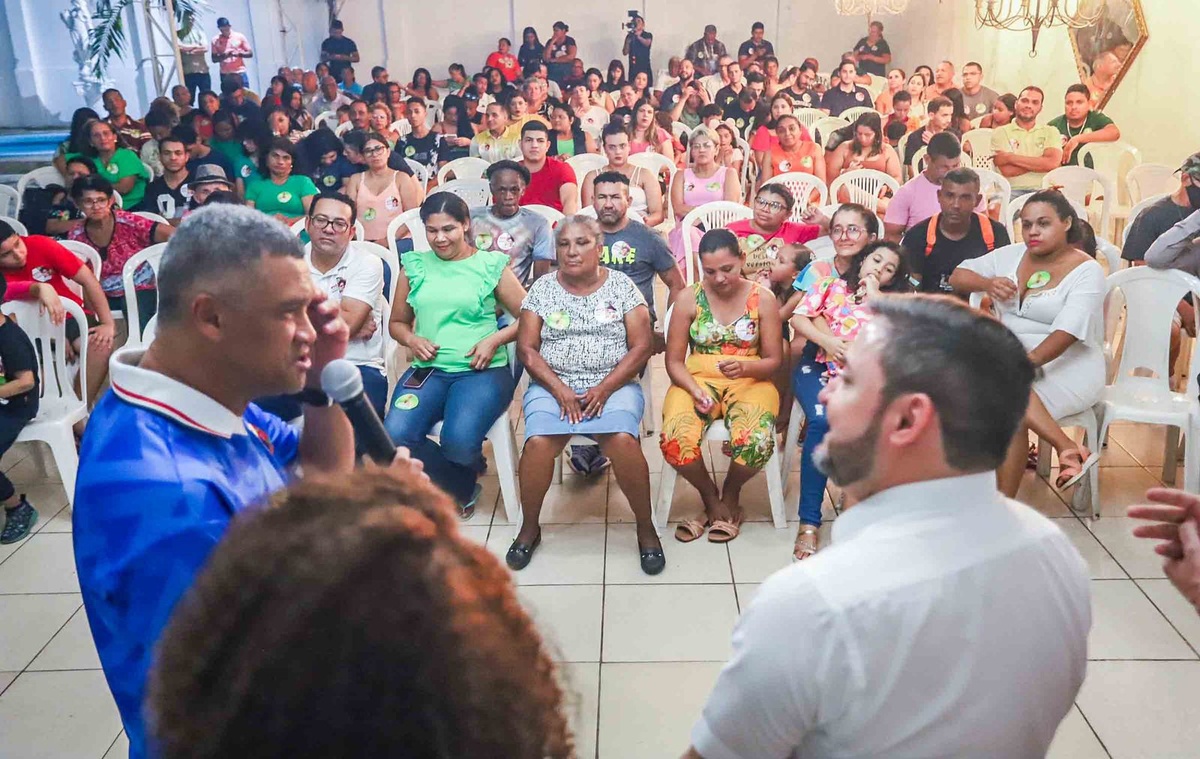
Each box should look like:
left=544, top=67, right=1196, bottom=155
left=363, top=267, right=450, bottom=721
left=792, top=347, right=829, bottom=526
left=255, top=363, right=387, bottom=428
left=384, top=365, right=515, bottom=504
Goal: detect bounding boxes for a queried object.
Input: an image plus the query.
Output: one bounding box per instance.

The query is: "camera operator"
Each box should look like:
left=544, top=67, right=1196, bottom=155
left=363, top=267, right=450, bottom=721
left=623, top=13, right=653, bottom=87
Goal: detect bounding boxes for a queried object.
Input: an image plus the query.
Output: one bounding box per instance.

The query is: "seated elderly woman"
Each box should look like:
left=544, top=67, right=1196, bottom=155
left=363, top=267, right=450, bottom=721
left=950, top=189, right=1103, bottom=498
left=385, top=193, right=527, bottom=517
left=662, top=229, right=783, bottom=544
left=507, top=216, right=664, bottom=575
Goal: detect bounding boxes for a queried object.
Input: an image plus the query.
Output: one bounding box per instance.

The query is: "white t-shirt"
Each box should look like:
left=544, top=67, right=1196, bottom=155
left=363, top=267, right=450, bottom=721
left=692, top=472, right=1091, bottom=759
left=306, top=243, right=386, bottom=371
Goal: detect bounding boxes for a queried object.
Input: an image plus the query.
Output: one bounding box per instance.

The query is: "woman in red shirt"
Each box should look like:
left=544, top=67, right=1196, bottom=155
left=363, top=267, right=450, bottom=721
left=485, top=38, right=521, bottom=82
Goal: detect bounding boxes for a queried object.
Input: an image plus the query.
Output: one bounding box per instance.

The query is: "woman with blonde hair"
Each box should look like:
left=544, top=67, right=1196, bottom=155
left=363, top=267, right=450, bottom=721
left=668, top=126, right=742, bottom=269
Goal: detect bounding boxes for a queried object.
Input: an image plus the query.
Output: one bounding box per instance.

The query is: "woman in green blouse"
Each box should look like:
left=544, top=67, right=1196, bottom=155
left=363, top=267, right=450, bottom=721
left=70, top=119, right=151, bottom=209
left=244, top=137, right=318, bottom=223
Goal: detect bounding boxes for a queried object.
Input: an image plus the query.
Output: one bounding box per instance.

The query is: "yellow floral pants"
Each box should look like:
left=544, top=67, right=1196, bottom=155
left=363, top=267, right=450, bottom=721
left=660, top=354, right=780, bottom=470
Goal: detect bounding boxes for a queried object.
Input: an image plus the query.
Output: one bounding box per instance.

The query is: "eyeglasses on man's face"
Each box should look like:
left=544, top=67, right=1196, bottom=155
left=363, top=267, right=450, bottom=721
left=310, top=215, right=351, bottom=233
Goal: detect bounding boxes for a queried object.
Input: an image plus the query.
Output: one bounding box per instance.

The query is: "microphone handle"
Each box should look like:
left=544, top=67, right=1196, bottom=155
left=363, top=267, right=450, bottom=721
left=337, top=393, right=397, bottom=464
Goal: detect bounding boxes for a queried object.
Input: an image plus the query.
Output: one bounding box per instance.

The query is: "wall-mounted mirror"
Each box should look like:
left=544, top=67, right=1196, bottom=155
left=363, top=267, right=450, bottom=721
left=1069, top=0, right=1149, bottom=110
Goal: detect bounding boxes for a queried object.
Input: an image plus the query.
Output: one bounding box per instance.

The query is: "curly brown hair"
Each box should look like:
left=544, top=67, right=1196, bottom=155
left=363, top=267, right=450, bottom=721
left=148, top=469, right=574, bottom=759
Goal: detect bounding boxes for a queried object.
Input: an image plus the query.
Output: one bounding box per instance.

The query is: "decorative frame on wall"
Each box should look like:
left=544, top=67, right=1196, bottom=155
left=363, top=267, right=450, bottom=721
left=1068, top=0, right=1149, bottom=110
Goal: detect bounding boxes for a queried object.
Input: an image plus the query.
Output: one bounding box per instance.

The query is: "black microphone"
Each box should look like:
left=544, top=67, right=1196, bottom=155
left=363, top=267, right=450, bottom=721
left=321, top=359, right=396, bottom=464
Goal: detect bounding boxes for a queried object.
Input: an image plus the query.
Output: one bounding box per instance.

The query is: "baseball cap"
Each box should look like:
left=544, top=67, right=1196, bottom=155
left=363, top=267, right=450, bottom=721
left=1178, top=152, right=1200, bottom=180
left=188, top=164, right=233, bottom=190
left=216, top=17, right=231, bottom=28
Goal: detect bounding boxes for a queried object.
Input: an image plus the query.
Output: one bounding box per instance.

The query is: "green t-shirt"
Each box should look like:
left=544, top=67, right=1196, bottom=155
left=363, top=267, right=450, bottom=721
left=400, top=249, right=509, bottom=373
left=210, top=138, right=243, bottom=166
left=232, top=154, right=259, bottom=186
left=69, top=147, right=151, bottom=209
left=245, top=174, right=318, bottom=218
left=1047, top=111, right=1115, bottom=166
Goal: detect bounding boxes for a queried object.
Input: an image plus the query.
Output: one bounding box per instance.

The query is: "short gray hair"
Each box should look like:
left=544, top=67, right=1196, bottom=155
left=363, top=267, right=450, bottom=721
left=555, top=215, right=602, bottom=245
left=157, top=205, right=303, bottom=325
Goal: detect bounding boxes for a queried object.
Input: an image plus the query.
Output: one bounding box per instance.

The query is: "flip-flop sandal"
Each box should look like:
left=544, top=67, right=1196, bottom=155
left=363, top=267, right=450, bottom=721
left=792, top=525, right=819, bottom=562
left=1055, top=449, right=1101, bottom=490
left=674, top=519, right=710, bottom=543
left=707, top=519, right=741, bottom=543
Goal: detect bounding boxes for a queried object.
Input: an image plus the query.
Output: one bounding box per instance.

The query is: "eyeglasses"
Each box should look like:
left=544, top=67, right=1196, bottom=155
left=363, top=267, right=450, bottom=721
left=362, top=145, right=387, bottom=156
left=831, top=225, right=867, bottom=239
left=310, top=215, right=351, bottom=233
left=754, top=198, right=786, bottom=213
left=78, top=197, right=111, bottom=208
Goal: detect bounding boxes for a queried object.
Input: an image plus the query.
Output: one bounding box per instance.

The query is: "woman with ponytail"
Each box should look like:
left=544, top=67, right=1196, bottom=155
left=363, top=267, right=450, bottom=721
left=950, top=189, right=1104, bottom=499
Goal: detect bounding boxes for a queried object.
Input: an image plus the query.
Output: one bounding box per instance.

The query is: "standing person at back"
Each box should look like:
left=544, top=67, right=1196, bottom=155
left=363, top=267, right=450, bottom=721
left=623, top=14, right=653, bottom=87
left=319, top=20, right=359, bottom=82
left=683, top=295, right=1090, bottom=759
left=852, top=21, right=892, bottom=77
left=737, top=22, right=774, bottom=70
left=210, top=17, right=253, bottom=89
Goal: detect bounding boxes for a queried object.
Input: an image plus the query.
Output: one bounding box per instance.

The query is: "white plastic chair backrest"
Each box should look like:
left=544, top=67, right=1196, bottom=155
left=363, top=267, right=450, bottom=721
left=387, top=208, right=427, bottom=255
left=133, top=210, right=169, bottom=225
left=735, top=136, right=754, bottom=193
left=334, top=121, right=353, bottom=137
left=424, top=101, right=442, bottom=130
left=679, top=201, right=754, bottom=285
left=1008, top=192, right=1088, bottom=240
left=390, top=119, right=414, bottom=138
left=56, top=240, right=102, bottom=301
left=807, top=235, right=836, bottom=261
left=909, top=146, right=928, bottom=177
left=436, top=156, right=490, bottom=185
left=567, top=153, right=608, bottom=186
left=1122, top=193, right=1170, bottom=246
left=143, top=315, right=158, bottom=344
left=404, top=158, right=430, bottom=187
left=430, top=178, right=491, bottom=208
left=828, top=169, right=899, bottom=215
left=0, top=215, right=28, bottom=236
left=522, top=204, right=565, bottom=228
left=580, top=107, right=608, bottom=137
left=289, top=217, right=365, bottom=241
left=120, top=242, right=167, bottom=345
left=113, top=190, right=123, bottom=208
left=1043, top=166, right=1114, bottom=232
left=670, top=121, right=693, bottom=140
left=762, top=172, right=829, bottom=219
left=973, top=167, right=1012, bottom=235
left=839, top=106, right=877, bottom=124
left=1077, top=141, right=1140, bottom=205
left=1106, top=267, right=1200, bottom=399
left=813, top=117, right=849, bottom=148
left=961, top=128, right=993, bottom=158
left=314, top=111, right=337, bottom=130
left=142, top=160, right=157, bottom=180
left=1125, top=164, right=1176, bottom=205
left=16, top=166, right=66, bottom=200
left=629, top=152, right=675, bottom=185
left=1095, top=237, right=1121, bottom=274
left=353, top=240, right=399, bottom=305
left=0, top=299, right=88, bottom=414
left=792, top=108, right=826, bottom=130
left=0, top=186, right=19, bottom=217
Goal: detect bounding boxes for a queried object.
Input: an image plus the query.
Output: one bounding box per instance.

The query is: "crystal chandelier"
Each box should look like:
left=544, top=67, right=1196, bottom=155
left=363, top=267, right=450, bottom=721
left=976, top=0, right=1108, bottom=56
left=835, top=0, right=910, bottom=15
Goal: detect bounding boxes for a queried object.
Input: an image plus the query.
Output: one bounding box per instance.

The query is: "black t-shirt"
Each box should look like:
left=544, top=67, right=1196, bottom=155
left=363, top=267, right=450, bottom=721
left=660, top=80, right=693, bottom=110
left=225, top=99, right=262, bottom=125
left=136, top=175, right=191, bottom=219
left=853, top=37, right=892, bottom=76
left=901, top=214, right=1011, bottom=294
left=1122, top=196, right=1194, bottom=262
left=397, top=131, right=442, bottom=167
left=626, top=31, right=653, bottom=76
left=321, top=36, right=358, bottom=80
left=785, top=87, right=821, bottom=110
left=611, top=107, right=634, bottom=129
left=0, top=318, right=39, bottom=409
left=715, top=85, right=744, bottom=112
left=737, top=39, right=774, bottom=61
left=518, top=43, right=544, bottom=69
left=721, top=103, right=758, bottom=140
left=820, top=86, right=872, bottom=117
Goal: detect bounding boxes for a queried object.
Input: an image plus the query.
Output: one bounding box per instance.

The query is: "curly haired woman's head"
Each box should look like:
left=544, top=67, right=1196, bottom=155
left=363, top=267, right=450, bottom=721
left=149, top=470, right=573, bottom=759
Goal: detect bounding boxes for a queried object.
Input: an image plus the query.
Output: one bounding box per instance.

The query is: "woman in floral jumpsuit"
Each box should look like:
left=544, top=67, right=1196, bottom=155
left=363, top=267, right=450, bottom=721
left=661, top=229, right=783, bottom=544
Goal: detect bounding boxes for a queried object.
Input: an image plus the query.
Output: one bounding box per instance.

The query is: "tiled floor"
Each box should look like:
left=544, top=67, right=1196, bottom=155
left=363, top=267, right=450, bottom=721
left=1, top=387, right=1198, bottom=757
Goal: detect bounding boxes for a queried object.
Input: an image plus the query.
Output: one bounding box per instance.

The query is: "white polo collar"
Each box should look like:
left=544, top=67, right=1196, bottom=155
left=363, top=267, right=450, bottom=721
left=109, top=346, right=248, bottom=438
left=304, top=243, right=352, bottom=277
left=831, top=471, right=1000, bottom=544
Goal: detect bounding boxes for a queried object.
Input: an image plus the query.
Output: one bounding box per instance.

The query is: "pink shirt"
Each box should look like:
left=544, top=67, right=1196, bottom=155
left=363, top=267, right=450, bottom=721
left=884, top=173, right=986, bottom=231
left=211, top=31, right=252, bottom=75
left=794, top=276, right=872, bottom=375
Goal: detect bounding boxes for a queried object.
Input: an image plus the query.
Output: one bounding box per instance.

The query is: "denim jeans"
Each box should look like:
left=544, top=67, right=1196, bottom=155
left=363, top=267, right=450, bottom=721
left=255, top=363, right=387, bottom=432
left=384, top=365, right=515, bottom=504
left=792, top=347, right=829, bottom=526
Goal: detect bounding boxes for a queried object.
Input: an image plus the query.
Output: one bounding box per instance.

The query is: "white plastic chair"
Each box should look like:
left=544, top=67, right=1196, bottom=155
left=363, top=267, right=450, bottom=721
left=334, top=121, right=353, bottom=137
left=1095, top=237, right=1121, bottom=274
left=1098, top=267, right=1200, bottom=491
left=0, top=215, right=28, bottom=236
left=961, top=128, right=993, bottom=161
left=404, top=157, right=431, bottom=189
left=1078, top=141, right=1140, bottom=205
left=289, top=217, right=365, bottom=241
left=567, top=153, right=608, bottom=186
left=1043, top=166, right=1115, bottom=241
left=670, top=121, right=693, bottom=141
left=1122, top=193, right=1170, bottom=246
left=762, top=172, right=828, bottom=220
left=120, top=242, right=167, bottom=346
left=1008, top=192, right=1089, bottom=242
left=56, top=240, right=102, bottom=301
left=133, top=210, right=169, bottom=225
left=828, top=169, right=900, bottom=216
left=423, top=100, right=442, bottom=130
left=792, top=108, right=826, bottom=131
left=1126, top=164, right=1176, bottom=205
left=629, top=152, right=677, bottom=224
left=974, top=167, right=1012, bottom=235
left=313, top=111, right=338, bottom=130
left=389, top=119, right=414, bottom=139
left=813, top=117, right=849, bottom=148
left=16, top=166, right=66, bottom=202
left=348, top=240, right=402, bottom=392
left=387, top=208, right=428, bottom=254
left=435, top=156, right=490, bottom=185
left=430, top=178, right=491, bottom=208
left=654, top=304, right=788, bottom=530
left=576, top=206, right=642, bottom=222
left=678, top=201, right=753, bottom=285
left=0, top=185, right=19, bottom=217
left=1, top=299, right=89, bottom=505
left=839, top=106, right=877, bottom=124
left=579, top=106, right=609, bottom=138
left=909, top=145, right=928, bottom=178
left=142, top=160, right=157, bottom=181
left=522, top=204, right=565, bottom=228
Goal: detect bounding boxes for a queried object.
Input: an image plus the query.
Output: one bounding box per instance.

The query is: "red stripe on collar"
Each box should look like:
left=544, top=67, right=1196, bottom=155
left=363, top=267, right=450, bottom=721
left=111, top=379, right=232, bottom=438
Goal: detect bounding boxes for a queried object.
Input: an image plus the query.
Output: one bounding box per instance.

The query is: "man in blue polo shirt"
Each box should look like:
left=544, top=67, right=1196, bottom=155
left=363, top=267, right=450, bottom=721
left=821, top=59, right=872, bottom=117
left=73, top=205, right=357, bottom=759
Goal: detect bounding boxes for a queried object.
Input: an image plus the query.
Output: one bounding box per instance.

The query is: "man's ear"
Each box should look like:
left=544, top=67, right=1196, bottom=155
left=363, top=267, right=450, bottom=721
left=191, top=292, right=224, bottom=341
left=884, top=392, right=938, bottom=447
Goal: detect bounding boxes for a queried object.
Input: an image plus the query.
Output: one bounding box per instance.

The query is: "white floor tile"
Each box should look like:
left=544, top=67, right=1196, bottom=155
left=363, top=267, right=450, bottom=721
left=561, top=662, right=599, bottom=759
left=494, top=473, right=608, bottom=525
left=604, top=524, right=731, bottom=584
left=486, top=524, right=607, bottom=585
left=602, top=584, right=737, bottom=662
left=519, top=584, right=603, bottom=663
left=23, top=483, right=70, bottom=535
left=1108, top=423, right=1171, bottom=469
left=1077, top=661, right=1200, bottom=758
left=103, top=732, right=128, bottom=759
left=1137, top=579, right=1200, bottom=653
left=0, top=672, right=16, bottom=694
left=727, top=521, right=832, bottom=584
left=0, top=670, right=122, bottom=759
left=0, top=533, right=80, bottom=594
left=1096, top=466, right=1164, bottom=517
left=1016, top=471, right=1072, bottom=517
left=1089, top=580, right=1196, bottom=660
left=29, top=605, right=101, bottom=671
left=1047, top=704, right=1109, bottom=759
left=735, top=583, right=761, bottom=613
left=597, top=662, right=723, bottom=759
left=0, top=594, right=81, bottom=670
left=1055, top=518, right=1127, bottom=579
left=32, top=501, right=72, bottom=535
left=457, top=524, right=490, bottom=545
left=1087, top=517, right=1169, bottom=579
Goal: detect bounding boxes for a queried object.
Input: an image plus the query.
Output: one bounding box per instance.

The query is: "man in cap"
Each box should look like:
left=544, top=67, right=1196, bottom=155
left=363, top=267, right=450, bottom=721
left=211, top=16, right=254, bottom=89
left=185, top=165, right=235, bottom=215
